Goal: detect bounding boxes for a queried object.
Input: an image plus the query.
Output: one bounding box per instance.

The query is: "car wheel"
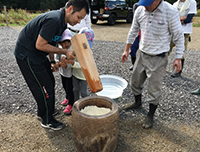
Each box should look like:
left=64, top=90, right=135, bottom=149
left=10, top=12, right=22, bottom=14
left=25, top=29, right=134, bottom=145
left=91, top=19, right=98, bottom=24
left=108, top=14, right=116, bottom=25
left=126, top=12, right=133, bottom=23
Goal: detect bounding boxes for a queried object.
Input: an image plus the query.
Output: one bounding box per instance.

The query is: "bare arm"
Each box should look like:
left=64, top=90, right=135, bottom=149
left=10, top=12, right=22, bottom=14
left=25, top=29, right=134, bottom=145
left=36, top=35, right=75, bottom=60
left=121, top=43, right=132, bottom=63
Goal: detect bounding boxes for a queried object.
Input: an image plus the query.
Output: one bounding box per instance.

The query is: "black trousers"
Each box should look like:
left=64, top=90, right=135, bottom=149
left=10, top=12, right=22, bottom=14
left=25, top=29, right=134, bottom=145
left=61, top=75, right=74, bottom=105
left=16, top=56, right=55, bottom=124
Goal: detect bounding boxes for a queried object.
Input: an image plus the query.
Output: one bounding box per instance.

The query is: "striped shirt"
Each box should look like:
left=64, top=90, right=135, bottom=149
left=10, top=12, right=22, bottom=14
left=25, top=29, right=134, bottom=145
left=127, top=0, right=184, bottom=58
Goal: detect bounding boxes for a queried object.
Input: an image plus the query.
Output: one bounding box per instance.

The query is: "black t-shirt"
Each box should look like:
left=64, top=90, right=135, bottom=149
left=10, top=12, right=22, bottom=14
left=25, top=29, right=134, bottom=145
left=14, top=8, right=67, bottom=63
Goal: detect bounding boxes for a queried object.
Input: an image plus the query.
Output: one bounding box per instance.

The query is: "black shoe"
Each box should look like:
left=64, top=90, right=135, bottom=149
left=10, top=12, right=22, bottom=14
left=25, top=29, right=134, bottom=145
left=171, top=71, right=182, bottom=78
left=142, top=115, right=153, bottom=129
left=191, top=88, right=200, bottom=95
left=129, top=66, right=133, bottom=71
left=41, top=118, right=65, bottom=130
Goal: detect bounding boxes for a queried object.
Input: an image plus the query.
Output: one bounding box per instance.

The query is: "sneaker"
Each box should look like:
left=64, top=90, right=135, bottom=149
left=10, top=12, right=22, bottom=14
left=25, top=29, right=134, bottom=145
left=63, top=104, right=73, bottom=114
left=129, top=66, right=133, bottom=71
left=61, top=99, right=69, bottom=106
left=41, top=118, right=65, bottom=130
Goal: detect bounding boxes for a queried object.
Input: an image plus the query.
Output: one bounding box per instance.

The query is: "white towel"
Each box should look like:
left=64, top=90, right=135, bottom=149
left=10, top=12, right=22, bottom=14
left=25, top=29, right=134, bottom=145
left=176, top=0, right=191, bottom=16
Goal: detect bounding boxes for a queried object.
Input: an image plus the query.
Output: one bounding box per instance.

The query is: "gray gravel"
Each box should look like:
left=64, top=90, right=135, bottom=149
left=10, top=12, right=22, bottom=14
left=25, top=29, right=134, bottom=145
left=0, top=26, right=200, bottom=127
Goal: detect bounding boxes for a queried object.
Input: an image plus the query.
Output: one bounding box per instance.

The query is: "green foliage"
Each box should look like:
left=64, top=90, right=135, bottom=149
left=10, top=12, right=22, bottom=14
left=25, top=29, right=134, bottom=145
left=196, top=9, right=200, bottom=17
left=0, top=8, right=41, bottom=26
left=0, top=0, right=67, bottom=10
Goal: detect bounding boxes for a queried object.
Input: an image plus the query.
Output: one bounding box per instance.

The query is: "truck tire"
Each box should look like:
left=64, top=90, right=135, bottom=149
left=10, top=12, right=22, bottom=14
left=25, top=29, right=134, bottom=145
left=126, top=12, right=133, bottom=23
left=91, top=19, right=98, bottom=24
left=108, top=14, right=116, bottom=25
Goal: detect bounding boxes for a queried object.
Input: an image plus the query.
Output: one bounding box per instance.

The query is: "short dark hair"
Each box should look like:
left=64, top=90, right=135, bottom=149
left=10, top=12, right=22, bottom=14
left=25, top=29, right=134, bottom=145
left=65, top=0, right=90, bottom=14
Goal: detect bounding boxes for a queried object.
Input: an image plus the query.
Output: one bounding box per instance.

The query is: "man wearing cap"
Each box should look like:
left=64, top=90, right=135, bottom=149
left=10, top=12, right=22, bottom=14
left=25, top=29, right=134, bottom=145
left=121, top=0, right=184, bottom=129
left=14, top=0, right=90, bottom=130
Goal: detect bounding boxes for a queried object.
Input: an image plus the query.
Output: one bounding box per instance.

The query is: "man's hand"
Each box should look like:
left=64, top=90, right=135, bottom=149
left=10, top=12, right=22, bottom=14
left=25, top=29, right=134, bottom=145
left=121, top=43, right=132, bottom=63
left=121, top=51, right=129, bottom=63
left=64, top=49, right=75, bottom=60
left=173, top=59, right=182, bottom=73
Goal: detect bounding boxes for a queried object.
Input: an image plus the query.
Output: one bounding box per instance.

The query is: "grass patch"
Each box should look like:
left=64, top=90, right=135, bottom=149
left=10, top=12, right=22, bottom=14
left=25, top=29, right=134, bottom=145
left=0, top=9, right=43, bottom=26
left=193, top=16, right=200, bottom=27
left=1, top=9, right=200, bottom=27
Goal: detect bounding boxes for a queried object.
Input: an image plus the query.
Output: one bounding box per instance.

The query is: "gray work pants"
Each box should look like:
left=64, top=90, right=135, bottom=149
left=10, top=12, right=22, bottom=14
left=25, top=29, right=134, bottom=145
left=130, top=49, right=168, bottom=105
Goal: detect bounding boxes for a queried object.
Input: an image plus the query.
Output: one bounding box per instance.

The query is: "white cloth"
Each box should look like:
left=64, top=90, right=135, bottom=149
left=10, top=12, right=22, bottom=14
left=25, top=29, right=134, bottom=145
left=173, top=0, right=197, bottom=34
left=127, top=0, right=184, bottom=59
left=176, top=0, right=191, bottom=16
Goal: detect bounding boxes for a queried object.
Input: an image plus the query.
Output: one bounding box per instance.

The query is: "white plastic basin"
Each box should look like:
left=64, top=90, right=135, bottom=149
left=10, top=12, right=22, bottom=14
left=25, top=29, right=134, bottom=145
left=96, top=75, right=128, bottom=99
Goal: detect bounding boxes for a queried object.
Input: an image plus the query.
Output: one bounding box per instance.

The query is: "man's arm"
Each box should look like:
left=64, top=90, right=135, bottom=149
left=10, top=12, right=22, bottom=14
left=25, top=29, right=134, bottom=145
left=182, top=14, right=195, bottom=24
left=36, top=35, right=75, bottom=60
left=169, top=10, right=184, bottom=73
left=121, top=7, right=140, bottom=63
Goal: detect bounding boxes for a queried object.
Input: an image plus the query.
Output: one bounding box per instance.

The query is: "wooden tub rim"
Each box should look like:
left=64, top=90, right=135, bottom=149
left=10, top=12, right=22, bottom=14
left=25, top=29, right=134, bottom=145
left=73, top=96, right=118, bottom=119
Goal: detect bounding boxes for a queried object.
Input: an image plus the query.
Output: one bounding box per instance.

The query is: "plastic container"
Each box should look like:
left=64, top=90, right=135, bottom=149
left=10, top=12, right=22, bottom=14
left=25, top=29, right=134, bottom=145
left=96, top=75, right=128, bottom=101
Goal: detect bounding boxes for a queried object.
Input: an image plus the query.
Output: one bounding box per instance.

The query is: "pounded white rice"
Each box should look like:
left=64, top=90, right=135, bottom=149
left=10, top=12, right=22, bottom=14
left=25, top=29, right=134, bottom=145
left=81, top=105, right=111, bottom=116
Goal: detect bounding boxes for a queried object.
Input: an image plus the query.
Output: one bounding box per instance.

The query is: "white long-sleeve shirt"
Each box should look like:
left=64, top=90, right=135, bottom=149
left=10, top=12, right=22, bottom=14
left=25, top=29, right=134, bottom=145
left=173, top=0, right=197, bottom=34
left=127, top=0, right=184, bottom=59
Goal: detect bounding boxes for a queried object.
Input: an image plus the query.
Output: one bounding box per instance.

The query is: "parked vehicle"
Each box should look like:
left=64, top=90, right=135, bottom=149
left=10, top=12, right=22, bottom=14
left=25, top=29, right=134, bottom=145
left=91, top=0, right=133, bottom=25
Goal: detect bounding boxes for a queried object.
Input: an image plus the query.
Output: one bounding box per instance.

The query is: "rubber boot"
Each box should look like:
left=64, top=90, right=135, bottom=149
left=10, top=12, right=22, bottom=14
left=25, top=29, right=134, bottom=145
left=191, top=87, right=200, bottom=95
left=124, top=95, right=142, bottom=110
left=171, top=59, right=184, bottom=78
left=142, top=104, right=157, bottom=129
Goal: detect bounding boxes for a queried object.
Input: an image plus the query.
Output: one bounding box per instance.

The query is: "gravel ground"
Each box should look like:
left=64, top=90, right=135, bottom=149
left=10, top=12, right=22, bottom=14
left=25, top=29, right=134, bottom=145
left=0, top=26, right=200, bottom=151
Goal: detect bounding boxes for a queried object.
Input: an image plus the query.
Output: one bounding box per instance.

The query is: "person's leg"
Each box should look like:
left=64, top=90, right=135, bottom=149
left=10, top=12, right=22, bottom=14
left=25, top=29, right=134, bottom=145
left=129, top=56, right=136, bottom=71
left=80, top=80, right=88, bottom=98
left=168, top=37, right=175, bottom=56
left=124, top=49, right=146, bottom=110
left=73, top=76, right=80, bottom=102
left=61, top=75, right=69, bottom=105
left=61, top=75, right=68, bottom=99
left=66, top=76, right=74, bottom=105
left=171, top=34, right=188, bottom=77
left=16, top=57, right=64, bottom=130
left=63, top=76, right=74, bottom=114
left=143, top=53, right=168, bottom=129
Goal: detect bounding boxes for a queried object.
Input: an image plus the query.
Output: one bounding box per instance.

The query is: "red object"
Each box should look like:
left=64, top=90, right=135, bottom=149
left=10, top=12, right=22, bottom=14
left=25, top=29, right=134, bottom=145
left=105, top=7, right=109, bottom=10
left=61, top=98, right=69, bottom=106
left=138, top=29, right=141, bottom=41
left=63, top=105, right=73, bottom=114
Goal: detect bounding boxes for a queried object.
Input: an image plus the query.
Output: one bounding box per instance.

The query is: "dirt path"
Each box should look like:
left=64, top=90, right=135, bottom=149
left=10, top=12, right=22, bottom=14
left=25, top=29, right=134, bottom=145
left=92, top=21, right=200, bottom=51
left=12, top=22, right=200, bottom=50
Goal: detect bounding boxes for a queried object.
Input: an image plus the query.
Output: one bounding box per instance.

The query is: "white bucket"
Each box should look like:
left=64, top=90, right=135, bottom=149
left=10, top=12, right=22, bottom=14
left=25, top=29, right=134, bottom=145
left=96, top=75, right=128, bottom=100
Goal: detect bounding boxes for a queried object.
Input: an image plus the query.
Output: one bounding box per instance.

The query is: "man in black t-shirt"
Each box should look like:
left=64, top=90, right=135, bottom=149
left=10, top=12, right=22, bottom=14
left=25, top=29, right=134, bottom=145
left=14, top=0, right=90, bottom=131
